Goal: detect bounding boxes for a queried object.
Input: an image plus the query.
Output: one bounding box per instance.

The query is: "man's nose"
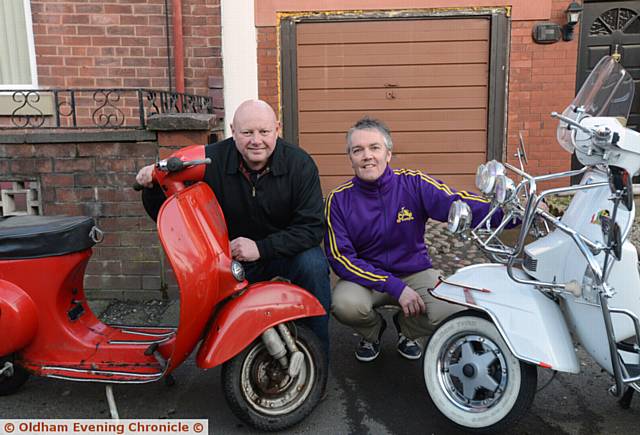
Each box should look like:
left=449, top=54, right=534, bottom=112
left=249, top=132, right=261, bottom=143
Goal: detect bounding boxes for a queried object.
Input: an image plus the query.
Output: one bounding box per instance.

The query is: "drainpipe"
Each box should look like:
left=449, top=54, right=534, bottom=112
left=172, top=0, right=185, bottom=95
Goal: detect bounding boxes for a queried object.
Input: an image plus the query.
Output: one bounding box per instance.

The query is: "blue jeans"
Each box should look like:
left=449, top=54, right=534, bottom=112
left=243, top=246, right=331, bottom=358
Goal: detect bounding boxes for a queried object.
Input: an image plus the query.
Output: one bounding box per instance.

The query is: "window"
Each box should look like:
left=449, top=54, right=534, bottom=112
left=0, top=0, right=37, bottom=89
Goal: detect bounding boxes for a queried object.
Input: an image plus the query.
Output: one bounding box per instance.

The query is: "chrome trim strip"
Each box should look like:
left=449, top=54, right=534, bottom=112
left=107, top=324, right=177, bottom=331
left=120, top=329, right=175, bottom=338
left=108, top=336, right=171, bottom=345
left=42, top=366, right=162, bottom=378
left=46, top=374, right=160, bottom=384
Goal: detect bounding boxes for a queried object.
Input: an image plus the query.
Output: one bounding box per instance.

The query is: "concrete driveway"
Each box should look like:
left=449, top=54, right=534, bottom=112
left=1, top=304, right=638, bottom=435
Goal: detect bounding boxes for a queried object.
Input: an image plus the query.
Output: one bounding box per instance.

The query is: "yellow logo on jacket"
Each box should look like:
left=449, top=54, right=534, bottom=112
left=396, top=207, right=414, bottom=223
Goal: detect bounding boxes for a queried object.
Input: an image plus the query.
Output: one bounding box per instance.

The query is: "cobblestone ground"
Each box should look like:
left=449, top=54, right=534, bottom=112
left=426, top=202, right=640, bottom=277
left=424, top=221, right=489, bottom=277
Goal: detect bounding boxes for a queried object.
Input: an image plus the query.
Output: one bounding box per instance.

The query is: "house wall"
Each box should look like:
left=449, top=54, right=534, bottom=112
left=30, top=0, right=222, bottom=97
left=255, top=0, right=579, bottom=181
left=0, top=134, right=164, bottom=299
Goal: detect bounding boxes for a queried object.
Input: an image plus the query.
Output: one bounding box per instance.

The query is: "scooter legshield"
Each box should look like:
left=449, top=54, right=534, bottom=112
left=0, top=279, right=38, bottom=356
left=195, top=281, right=325, bottom=368
left=431, top=264, right=580, bottom=374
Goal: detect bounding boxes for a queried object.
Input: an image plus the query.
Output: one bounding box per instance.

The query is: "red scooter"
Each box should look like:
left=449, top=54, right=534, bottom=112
left=0, top=145, right=327, bottom=431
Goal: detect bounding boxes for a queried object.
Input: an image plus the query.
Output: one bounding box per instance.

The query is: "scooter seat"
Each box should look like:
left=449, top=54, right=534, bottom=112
left=0, top=215, right=97, bottom=259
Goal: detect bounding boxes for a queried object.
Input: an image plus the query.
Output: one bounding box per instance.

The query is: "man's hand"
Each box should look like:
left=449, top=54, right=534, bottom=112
left=230, top=237, right=260, bottom=262
left=135, top=164, right=155, bottom=188
left=398, top=286, right=426, bottom=317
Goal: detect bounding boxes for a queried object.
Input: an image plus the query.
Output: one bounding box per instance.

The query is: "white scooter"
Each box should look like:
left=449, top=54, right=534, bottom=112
left=424, top=55, right=640, bottom=432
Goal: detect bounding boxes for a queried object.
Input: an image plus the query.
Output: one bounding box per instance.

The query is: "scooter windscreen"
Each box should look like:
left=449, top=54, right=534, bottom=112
left=557, top=55, right=635, bottom=153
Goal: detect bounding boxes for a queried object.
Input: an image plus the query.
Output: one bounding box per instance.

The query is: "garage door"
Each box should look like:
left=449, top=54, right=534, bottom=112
left=294, top=18, right=491, bottom=194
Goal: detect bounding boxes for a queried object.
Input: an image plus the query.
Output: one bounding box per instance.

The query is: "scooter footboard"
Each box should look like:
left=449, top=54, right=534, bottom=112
left=196, top=281, right=325, bottom=368
left=431, top=264, right=580, bottom=373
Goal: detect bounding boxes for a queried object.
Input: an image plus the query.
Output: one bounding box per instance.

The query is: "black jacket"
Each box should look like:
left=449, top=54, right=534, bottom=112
left=143, top=137, right=325, bottom=260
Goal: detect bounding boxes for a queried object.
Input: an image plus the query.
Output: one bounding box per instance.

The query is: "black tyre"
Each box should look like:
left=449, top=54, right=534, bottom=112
left=0, top=357, right=30, bottom=396
left=221, top=324, right=327, bottom=431
left=424, top=316, right=537, bottom=433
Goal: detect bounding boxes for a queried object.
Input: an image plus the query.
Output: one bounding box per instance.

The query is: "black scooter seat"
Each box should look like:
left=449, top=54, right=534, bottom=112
left=0, top=215, right=97, bottom=259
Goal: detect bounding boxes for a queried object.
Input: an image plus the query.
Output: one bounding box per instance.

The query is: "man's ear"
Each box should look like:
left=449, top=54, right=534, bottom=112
left=275, top=121, right=282, bottom=137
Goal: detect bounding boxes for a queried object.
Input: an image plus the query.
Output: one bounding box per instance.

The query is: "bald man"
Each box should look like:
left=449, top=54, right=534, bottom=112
left=136, top=99, right=331, bottom=356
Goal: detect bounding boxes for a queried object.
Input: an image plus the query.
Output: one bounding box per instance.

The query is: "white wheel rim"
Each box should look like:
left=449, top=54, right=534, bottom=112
left=240, top=337, right=316, bottom=416
left=437, top=333, right=509, bottom=412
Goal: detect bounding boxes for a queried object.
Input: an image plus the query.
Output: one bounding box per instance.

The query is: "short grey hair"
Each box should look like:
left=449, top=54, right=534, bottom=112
left=346, top=116, right=393, bottom=153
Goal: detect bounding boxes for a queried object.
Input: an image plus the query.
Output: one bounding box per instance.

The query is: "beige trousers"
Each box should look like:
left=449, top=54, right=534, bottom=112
left=331, top=268, right=463, bottom=342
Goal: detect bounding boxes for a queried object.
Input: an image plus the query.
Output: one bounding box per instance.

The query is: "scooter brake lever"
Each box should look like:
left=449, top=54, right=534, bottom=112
left=551, top=112, right=592, bottom=135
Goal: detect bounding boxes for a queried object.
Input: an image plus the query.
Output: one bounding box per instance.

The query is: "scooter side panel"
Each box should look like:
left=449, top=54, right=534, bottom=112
left=0, top=279, right=38, bottom=356
left=431, top=264, right=580, bottom=374
left=157, top=182, right=238, bottom=372
left=195, top=281, right=325, bottom=368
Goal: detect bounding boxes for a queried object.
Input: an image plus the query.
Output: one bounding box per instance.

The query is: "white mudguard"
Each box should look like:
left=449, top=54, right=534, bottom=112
left=432, top=264, right=580, bottom=374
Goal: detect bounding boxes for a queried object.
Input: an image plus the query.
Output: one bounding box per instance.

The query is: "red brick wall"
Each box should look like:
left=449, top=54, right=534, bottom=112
left=506, top=0, right=579, bottom=181
left=257, top=27, right=279, bottom=111
left=0, top=137, right=164, bottom=299
left=30, top=0, right=222, bottom=97
left=257, top=3, right=579, bottom=180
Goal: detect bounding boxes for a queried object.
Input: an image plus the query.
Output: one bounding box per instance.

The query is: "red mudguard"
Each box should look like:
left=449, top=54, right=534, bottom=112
left=195, top=281, right=325, bottom=368
left=0, top=279, right=38, bottom=356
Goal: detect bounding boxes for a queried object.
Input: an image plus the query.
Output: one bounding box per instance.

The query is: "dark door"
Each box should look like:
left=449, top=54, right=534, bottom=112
left=578, top=1, right=640, bottom=130
left=573, top=1, right=640, bottom=174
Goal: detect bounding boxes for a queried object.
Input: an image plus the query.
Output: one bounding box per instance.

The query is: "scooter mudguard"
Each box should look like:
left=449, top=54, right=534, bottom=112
left=431, top=264, right=580, bottom=373
left=0, top=279, right=38, bottom=356
left=196, top=281, right=325, bottom=369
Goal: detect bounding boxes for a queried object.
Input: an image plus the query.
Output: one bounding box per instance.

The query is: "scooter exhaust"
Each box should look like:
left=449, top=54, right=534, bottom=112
left=261, top=325, right=304, bottom=377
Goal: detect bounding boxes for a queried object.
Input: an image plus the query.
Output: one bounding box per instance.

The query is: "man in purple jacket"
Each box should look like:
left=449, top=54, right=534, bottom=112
left=324, top=117, right=503, bottom=362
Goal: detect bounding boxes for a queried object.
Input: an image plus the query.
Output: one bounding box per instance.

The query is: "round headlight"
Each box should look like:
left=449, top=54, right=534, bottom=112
left=447, top=200, right=473, bottom=234
left=231, top=260, right=245, bottom=281
left=475, top=160, right=506, bottom=195
left=494, top=175, right=515, bottom=204
left=475, top=164, right=488, bottom=192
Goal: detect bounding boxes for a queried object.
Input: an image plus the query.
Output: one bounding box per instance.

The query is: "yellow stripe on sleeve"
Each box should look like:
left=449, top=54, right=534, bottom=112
left=394, top=169, right=489, bottom=203
left=324, top=182, right=388, bottom=282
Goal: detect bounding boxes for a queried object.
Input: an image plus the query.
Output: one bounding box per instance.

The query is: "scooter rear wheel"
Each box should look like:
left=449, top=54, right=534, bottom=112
left=0, top=357, right=30, bottom=396
left=221, top=324, right=327, bottom=432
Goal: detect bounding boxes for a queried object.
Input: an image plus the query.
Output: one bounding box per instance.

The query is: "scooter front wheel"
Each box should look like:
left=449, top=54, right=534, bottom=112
left=0, top=356, right=30, bottom=396
left=424, top=315, right=537, bottom=433
left=221, top=324, right=327, bottom=431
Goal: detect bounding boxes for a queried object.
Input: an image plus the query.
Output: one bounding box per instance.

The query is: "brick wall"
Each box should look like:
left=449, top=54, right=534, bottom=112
left=256, top=3, right=579, bottom=181
left=0, top=134, right=164, bottom=299
left=505, top=0, right=579, bottom=181
left=31, top=0, right=222, bottom=97
left=257, top=27, right=279, bottom=112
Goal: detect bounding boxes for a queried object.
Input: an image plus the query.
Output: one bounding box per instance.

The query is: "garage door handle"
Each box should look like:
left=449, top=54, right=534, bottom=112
left=384, top=83, right=398, bottom=87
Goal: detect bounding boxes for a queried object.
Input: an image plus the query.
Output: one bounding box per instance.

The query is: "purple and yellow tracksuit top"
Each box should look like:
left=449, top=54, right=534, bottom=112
left=324, top=166, right=502, bottom=299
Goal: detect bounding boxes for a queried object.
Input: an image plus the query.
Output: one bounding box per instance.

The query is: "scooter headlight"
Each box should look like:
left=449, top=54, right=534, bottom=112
left=447, top=200, right=472, bottom=234
left=494, top=175, right=515, bottom=204
left=231, top=260, right=245, bottom=282
left=476, top=160, right=505, bottom=195
left=475, top=164, right=489, bottom=192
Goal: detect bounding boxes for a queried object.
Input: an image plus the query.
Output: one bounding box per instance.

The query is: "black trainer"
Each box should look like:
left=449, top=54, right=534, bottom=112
left=355, top=316, right=387, bottom=362
left=393, top=312, right=422, bottom=360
